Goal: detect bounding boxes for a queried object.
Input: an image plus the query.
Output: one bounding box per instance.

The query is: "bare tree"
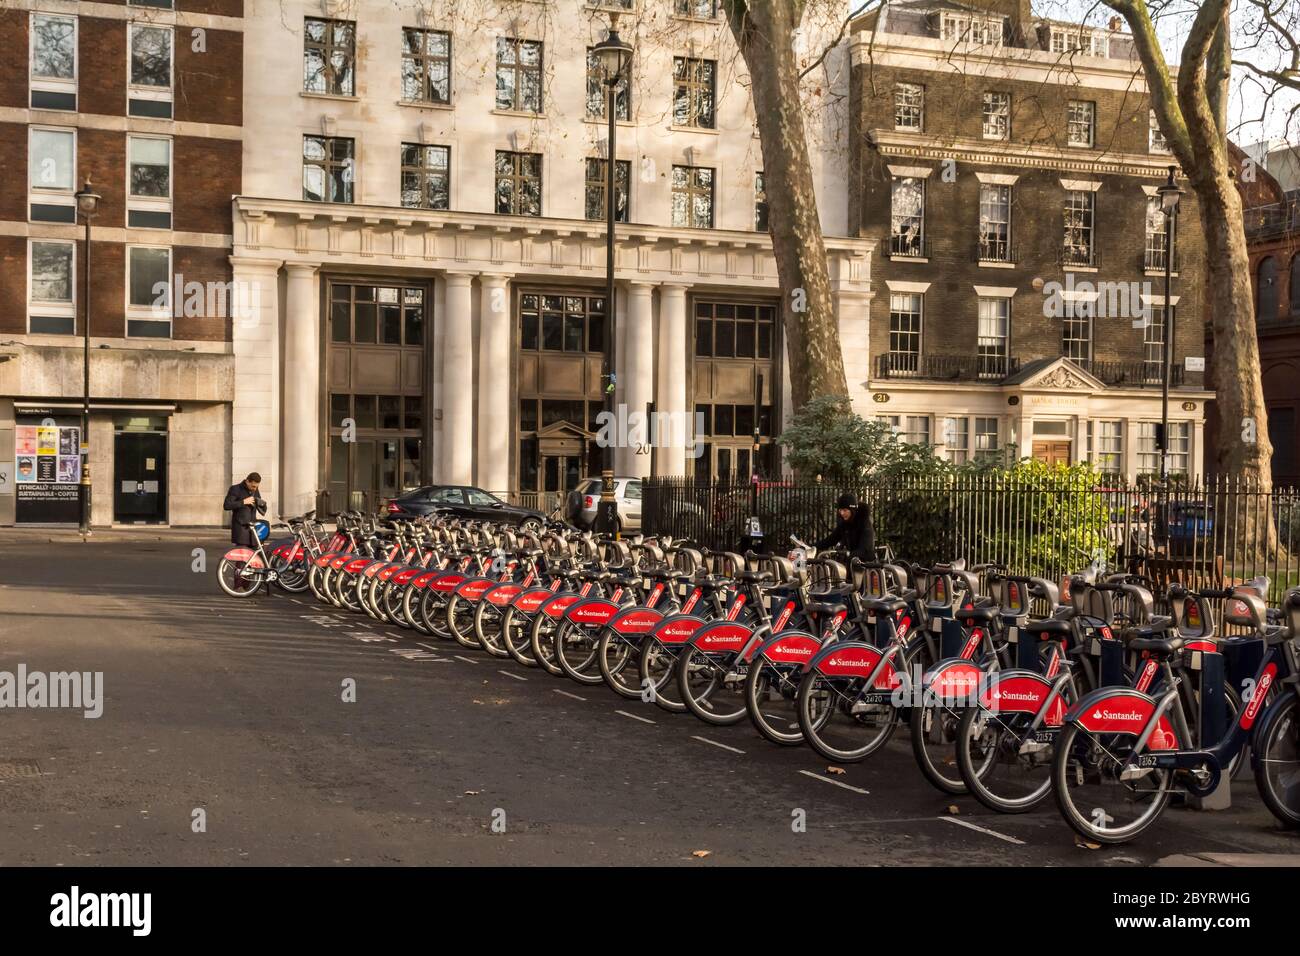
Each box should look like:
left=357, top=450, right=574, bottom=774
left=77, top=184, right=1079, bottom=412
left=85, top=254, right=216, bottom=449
left=723, top=0, right=855, bottom=405
left=1106, top=0, right=1274, bottom=487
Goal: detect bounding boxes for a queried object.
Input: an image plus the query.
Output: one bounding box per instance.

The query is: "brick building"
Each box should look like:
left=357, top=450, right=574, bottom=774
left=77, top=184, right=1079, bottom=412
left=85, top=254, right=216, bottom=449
left=849, top=0, right=1212, bottom=479
left=0, top=0, right=242, bottom=525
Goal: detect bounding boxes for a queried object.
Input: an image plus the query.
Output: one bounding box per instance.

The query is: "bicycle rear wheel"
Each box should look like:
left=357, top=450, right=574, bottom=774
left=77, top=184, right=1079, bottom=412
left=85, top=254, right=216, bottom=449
left=956, top=707, right=1052, bottom=813
left=639, top=638, right=686, bottom=713
left=556, top=621, right=604, bottom=685
left=503, top=607, right=539, bottom=667
left=475, top=601, right=510, bottom=658
left=677, top=649, right=748, bottom=725
left=217, top=558, right=262, bottom=598
left=745, top=661, right=807, bottom=745
left=1051, top=724, right=1172, bottom=844
left=797, top=673, right=899, bottom=763
left=909, top=702, right=968, bottom=795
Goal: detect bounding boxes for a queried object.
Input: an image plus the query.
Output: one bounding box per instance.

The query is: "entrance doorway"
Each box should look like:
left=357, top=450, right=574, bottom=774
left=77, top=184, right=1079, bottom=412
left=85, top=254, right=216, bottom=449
left=114, top=425, right=168, bottom=523
left=1032, top=440, right=1072, bottom=467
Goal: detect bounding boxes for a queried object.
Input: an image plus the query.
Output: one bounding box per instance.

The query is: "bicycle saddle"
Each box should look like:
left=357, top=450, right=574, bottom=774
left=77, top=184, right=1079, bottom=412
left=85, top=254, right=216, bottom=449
left=1128, top=634, right=1185, bottom=657
left=957, top=605, right=999, bottom=624
left=735, top=569, right=773, bottom=583
left=1023, top=619, right=1072, bottom=638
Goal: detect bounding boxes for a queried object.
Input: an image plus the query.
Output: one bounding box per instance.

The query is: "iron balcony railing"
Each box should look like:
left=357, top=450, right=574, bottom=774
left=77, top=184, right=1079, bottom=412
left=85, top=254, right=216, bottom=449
left=877, top=353, right=1020, bottom=381
left=887, top=234, right=931, bottom=259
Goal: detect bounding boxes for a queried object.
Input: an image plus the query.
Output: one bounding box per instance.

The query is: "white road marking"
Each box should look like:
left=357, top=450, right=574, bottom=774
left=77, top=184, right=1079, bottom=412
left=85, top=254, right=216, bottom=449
left=417, top=643, right=444, bottom=653
left=798, top=770, right=869, bottom=795
left=553, top=689, right=587, bottom=702
left=498, top=670, right=528, bottom=682
left=692, top=735, right=745, bottom=755
left=453, top=655, right=479, bottom=665
left=939, top=816, right=1026, bottom=845
left=616, top=709, right=656, bottom=724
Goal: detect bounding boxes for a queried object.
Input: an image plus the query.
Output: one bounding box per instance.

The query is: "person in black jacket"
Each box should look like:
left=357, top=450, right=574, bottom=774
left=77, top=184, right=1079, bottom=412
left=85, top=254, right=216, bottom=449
left=223, top=472, right=266, bottom=546
left=816, top=492, right=876, bottom=563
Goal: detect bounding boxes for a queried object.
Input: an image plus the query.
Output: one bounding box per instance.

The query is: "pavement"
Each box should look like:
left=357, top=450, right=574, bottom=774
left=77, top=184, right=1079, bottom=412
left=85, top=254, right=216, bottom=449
left=0, top=535, right=1297, bottom=866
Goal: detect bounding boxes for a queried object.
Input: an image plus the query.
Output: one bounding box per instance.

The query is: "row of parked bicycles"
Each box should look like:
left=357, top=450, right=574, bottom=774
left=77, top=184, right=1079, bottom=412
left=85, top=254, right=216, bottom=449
left=216, top=510, right=1300, bottom=846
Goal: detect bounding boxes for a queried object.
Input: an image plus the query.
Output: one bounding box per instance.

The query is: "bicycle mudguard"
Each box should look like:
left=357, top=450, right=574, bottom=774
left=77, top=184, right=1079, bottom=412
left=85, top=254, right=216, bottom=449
left=344, top=558, right=373, bottom=574
left=315, top=551, right=345, bottom=568
left=1064, top=687, right=1180, bottom=749
left=428, top=572, right=468, bottom=593
left=922, top=658, right=985, bottom=705
left=454, top=577, right=497, bottom=602
left=753, top=629, right=820, bottom=665
left=609, top=606, right=665, bottom=634
left=222, top=546, right=264, bottom=568
left=1248, top=676, right=1290, bottom=773
left=806, top=641, right=901, bottom=690
left=409, top=571, right=442, bottom=590
left=377, top=564, right=406, bottom=581
left=483, top=582, right=527, bottom=607
left=978, top=670, right=1065, bottom=724
left=390, top=567, right=423, bottom=586
left=564, top=598, right=622, bottom=628
left=650, top=614, right=707, bottom=646
left=687, top=621, right=759, bottom=661
left=538, top=593, right=582, bottom=618
left=329, top=555, right=353, bottom=570
left=508, top=587, right=558, bottom=615
left=362, top=562, right=389, bottom=579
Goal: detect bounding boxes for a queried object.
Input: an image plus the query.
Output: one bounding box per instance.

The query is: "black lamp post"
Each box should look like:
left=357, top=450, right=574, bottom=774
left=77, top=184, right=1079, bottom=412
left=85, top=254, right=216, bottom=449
left=592, top=17, right=632, bottom=536
left=74, top=180, right=101, bottom=535
left=1156, top=165, right=1182, bottom=482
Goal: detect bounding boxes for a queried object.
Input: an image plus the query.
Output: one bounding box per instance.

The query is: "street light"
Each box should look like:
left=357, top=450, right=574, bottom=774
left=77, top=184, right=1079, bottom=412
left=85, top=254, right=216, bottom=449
left=592, top=16, right=632, bottom=537
left=1156, top=165, right=1182, bottom=482
left=74, top=180, right=100, bottom=535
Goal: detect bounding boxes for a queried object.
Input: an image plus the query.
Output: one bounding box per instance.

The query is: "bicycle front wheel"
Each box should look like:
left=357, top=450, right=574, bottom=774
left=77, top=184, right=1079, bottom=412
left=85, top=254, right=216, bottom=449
left=1254, top=691, right=1300, bottom=829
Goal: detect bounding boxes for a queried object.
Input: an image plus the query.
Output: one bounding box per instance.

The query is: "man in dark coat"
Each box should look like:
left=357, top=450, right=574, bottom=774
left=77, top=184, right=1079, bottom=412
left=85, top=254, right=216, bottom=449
left=223, top=472, right=266, bottom=546
left=816, top=492, right=876, bottom=563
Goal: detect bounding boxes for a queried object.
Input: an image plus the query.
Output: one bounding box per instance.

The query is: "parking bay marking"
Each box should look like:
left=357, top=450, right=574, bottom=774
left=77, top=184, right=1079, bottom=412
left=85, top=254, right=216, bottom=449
left=498, top=670, right=528, bottom=682
left=692, top=735, right=745, bottom=755
left=615, top=709, right=656, bottom=725
left=798, top=769, right=869, bottom=795
left=453, top=655, right=479, bottom=665
left=939, top=816, right=1026, bottom=845
left=553, top=689, right=587, bottom=702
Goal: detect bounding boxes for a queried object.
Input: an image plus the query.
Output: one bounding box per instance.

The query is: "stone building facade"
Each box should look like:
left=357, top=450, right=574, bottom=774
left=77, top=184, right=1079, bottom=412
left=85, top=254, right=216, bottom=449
left=0, top=0, right=242, bottom=525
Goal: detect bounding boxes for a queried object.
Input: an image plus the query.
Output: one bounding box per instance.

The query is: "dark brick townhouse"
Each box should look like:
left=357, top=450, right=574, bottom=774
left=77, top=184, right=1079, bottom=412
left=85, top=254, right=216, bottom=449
left=0, top=0, right=242, bottom=525
left=848, top=0, right=1211, bottom=479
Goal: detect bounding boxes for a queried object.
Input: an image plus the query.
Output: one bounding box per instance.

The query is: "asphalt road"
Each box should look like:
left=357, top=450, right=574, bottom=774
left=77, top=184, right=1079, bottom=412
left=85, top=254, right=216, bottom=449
left=0, top=534, right=1297, bottom=866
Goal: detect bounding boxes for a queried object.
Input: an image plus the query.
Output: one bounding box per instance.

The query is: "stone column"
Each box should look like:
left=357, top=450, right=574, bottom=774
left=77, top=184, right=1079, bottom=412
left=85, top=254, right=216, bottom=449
left=282, top=262, right=321, bottom=516
left=655, top=284, right=689, bottom=476
left=228, top=255, right=283, bottom=515
left=441, top=272, right=475, bottom=485
left=477, top=274, right=512, bottom=495
left=620, top=281, right=654, bottom=478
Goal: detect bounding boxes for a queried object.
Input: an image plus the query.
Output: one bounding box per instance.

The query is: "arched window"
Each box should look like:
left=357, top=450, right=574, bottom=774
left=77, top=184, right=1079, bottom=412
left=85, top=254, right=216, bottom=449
left=1257, top=256, right=1279, bottom=321
left=1290, top=253, right=1300, bottom=316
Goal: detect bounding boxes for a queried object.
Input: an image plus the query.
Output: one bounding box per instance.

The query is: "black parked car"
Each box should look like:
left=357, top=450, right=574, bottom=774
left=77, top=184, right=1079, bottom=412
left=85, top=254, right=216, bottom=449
left=386, top=485, right=546, bottom=529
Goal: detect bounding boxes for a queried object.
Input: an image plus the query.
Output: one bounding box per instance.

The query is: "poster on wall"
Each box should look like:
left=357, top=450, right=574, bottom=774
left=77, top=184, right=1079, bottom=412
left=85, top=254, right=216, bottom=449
left=14, top=416, right=82, bottom=523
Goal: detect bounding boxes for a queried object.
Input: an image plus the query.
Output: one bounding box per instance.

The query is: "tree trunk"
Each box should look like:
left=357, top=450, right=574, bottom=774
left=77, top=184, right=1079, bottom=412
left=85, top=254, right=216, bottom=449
left=724, top=0, right=849, bottom=407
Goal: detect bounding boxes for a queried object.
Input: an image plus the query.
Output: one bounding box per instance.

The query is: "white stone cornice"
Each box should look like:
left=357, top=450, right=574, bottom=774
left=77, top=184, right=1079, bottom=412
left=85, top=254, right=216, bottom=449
left=1060, top=178, right=1103, bottom=192
left=870, top=130, right=1182, bottom=178
left=232, top=196, right=875, bottom=292
left=975, top=172, right=1021, bottom=186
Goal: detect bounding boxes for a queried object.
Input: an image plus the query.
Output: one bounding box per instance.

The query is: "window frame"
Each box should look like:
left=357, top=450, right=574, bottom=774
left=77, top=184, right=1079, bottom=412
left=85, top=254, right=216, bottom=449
left=303, top=135, right=356, bottom=204
left=1144, top=195, right=1175, bottom=271
left=978, top=183, right=1012, bottom=262
left=1063, top=188, right=1096, bottom=267
left=27, top=238, right=77, bottom=335
left=670, top=164, right=715, bottom=229
left=30, top=12, right=78, bottom=109
left=974, top=417, right=1000, bottom=462
left=889, top=176, right=926, bottom=256
left=495, top=150, right=543, bottom=217
left=400, top=27, right=452, bottom=105
left=894, top=82, right=925, bottom=131
left=1143, top=306, right=1168, bottom=384
left=754, top=171, right=769, bottom=232
left=28, top=125, right=77, bottom=223
left=1061, top=303, right=1092, bottom=369
left=887, top=292, right=923, bottom=373
left=673, top=56, right=717, bottom=129
left=1066, top=99, right=1096, bottom=148
left=981, top=90, right=1010, bottom=140
left=126, top=133, right=173, bottom=229
left=674, top=0, right=719, bottom=19
left=585, top=47, right=630, bottom=120
left=127, top=21, right=174, bottom=112
left=495, top=36, right=544, bottom=114
left=1148, top=109, right=1171, bottom=154
left=976, top=295, right=1010, bottom=378
left=125, top=244, right=173, bottom=339
left=399, top=142, right=451, bottom=211
left=303, top=17, right=357, bottom=97
left=583, top=157, right=630, bottom=223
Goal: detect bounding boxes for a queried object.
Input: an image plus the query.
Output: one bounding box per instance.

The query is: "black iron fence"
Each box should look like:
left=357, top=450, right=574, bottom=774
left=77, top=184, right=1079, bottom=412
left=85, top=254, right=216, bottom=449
left=644, top=474, right=1300, bottom=601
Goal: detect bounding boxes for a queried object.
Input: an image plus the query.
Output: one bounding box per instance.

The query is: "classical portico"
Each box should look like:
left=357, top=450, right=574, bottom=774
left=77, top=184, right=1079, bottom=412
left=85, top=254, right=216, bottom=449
left=230, top=197, right=874, bottom=515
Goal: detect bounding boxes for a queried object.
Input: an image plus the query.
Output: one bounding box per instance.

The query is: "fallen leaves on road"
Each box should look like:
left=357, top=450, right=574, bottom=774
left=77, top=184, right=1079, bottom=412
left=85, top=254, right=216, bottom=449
left=946, top=805, right=960, bottom=815
left=1074, top=836, right=1101, bottom=850
left=826, top=766, right=846, bottom=776
left=691, top=850, right=711, bottom=859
